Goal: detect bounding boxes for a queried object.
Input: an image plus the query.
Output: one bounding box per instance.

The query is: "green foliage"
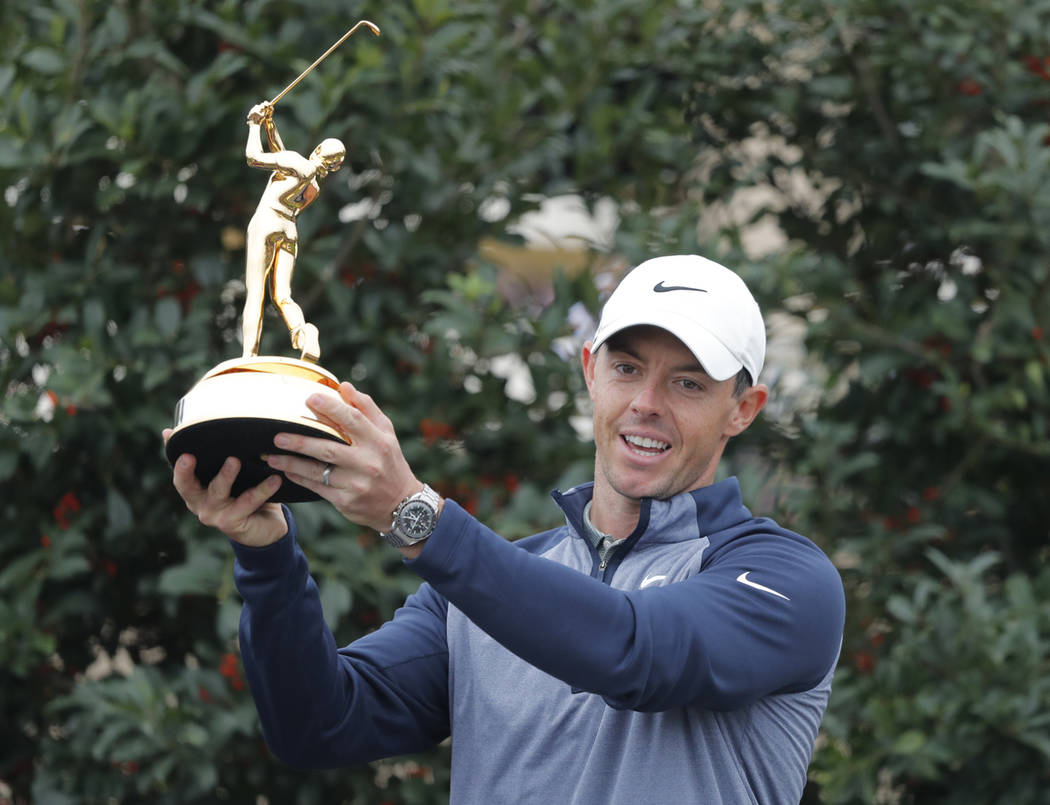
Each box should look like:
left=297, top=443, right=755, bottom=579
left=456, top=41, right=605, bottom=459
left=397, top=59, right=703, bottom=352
left=814, top=551, right=1050, bottom=805
left=35, top=665, right=258, bottom=802
left=4, top=0, right=1050, bottom=803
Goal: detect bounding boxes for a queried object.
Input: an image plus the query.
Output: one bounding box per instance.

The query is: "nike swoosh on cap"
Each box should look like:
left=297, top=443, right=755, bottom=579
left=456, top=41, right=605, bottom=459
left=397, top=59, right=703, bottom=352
left=736, top=571, right=790, bottom=601
left=653, top=281, right=708, bottom=293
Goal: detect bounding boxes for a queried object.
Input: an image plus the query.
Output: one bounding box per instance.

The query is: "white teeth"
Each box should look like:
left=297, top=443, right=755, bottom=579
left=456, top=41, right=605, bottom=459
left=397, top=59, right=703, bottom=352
left=624, top=435, right=669, bottom=451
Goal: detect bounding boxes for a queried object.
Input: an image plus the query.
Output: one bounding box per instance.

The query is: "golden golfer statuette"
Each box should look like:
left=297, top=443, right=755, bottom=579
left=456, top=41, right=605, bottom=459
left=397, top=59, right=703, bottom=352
left=166, top=20, right=380, bottom=502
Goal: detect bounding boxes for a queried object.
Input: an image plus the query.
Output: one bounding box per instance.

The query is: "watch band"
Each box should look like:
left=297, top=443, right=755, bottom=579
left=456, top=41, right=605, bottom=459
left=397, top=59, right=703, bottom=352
left=380, top=484, right=442, bottom=548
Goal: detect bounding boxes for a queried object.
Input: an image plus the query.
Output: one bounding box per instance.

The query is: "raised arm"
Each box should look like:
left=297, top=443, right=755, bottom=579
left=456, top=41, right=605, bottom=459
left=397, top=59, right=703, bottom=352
left=244, top=102, right=307, bottom=174
left=244, top=102, right=273, bottom=168
left=234, top=513, right=452, bottom=768
left=410, top=502, right=844, bottom=712
left=164, top=425, right=450, bottom=769
left=263, top=113, right=285, bottom=152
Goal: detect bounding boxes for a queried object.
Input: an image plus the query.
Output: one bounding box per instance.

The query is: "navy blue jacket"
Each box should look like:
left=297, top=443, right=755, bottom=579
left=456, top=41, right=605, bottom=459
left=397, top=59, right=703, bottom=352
left=234, top=477, right=845, bottom=804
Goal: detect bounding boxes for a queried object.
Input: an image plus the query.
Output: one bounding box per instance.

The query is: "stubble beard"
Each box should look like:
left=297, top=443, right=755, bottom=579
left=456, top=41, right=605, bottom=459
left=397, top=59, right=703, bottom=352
left=594, top=451, right=679, bottom=506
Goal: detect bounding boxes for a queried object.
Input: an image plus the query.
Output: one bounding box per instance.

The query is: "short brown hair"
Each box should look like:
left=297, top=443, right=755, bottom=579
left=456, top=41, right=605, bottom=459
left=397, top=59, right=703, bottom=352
left=732, top=368, right=753, bottom=398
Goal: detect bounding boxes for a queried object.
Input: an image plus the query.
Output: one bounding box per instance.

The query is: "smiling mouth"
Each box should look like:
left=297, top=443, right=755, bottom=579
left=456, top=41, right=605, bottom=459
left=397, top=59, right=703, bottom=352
left=623, top=434, right=671, bottom=456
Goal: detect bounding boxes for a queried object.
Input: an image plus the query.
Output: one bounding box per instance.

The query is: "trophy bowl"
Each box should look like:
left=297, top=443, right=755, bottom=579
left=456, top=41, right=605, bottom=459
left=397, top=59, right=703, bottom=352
left=166, top=357, right=348, bottom=503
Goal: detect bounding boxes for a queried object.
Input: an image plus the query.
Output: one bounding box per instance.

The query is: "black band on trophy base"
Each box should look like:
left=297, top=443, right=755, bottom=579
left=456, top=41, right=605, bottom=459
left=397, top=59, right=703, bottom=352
left=166, top=356, right=348, bottom=503
left=165, top=417, right=343, bottom=502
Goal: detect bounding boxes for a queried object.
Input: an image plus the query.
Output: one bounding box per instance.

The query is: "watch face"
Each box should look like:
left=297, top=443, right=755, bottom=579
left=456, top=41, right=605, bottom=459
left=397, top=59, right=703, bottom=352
left=399, top=500, right=437, bottom=539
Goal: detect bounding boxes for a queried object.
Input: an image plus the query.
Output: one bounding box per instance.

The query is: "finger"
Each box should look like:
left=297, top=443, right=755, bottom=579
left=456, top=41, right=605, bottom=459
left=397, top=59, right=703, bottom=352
left=304, top=390, right=367, bottom=441
left=270, top=460, right=336, bottom=506
left=272, top=430, right=354, bottom=465
left=162, top=428, right=173, bottom=446
left=265, top=450, right=339, bottom=487
left=208, top=456, right=241, bottom=501
left=173, top=453, right=200, bottom=489
left=339, top=382, right=394, bottom=434
left=172, top=454, right=206, bottom=508
left=229, top=473, right=284, bottom=516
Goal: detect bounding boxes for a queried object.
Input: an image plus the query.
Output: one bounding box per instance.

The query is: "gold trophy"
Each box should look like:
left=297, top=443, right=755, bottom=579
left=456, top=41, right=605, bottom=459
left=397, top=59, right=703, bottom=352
left=166, top=21, right=380, bottom=503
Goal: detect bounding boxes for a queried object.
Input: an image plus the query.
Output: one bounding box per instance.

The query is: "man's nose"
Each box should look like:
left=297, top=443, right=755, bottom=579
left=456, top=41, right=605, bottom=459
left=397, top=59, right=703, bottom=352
left=630, top=380, right=665, bottom=416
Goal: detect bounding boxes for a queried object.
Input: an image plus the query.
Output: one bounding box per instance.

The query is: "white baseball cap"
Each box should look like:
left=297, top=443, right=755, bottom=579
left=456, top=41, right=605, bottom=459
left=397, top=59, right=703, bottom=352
left=591, top=255, right=766, bottom=382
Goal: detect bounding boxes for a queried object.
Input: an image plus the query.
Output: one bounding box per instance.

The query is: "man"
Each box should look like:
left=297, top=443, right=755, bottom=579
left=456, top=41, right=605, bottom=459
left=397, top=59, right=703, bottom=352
left=240, top=101, right=345, bottom=363
left=168, top=254, right=845, bottom=804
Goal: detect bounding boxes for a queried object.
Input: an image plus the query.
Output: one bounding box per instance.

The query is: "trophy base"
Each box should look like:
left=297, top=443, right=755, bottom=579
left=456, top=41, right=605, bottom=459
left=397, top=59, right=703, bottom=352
left=166, top=356, right=348, bottom=503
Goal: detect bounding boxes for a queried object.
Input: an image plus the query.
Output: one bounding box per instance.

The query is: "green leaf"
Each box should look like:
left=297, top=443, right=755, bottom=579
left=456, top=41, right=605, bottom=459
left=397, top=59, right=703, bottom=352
left=49, top=554, right=90, bottom=580
left=319, top=578, right=352, bottom=625
left=21, top=46, right=65, bottom=74
left=886, top=594, right=915, bottom=624
left=0, top=135, right=24, bottom=168
left=154, top=297, right=182, bottom=338
left=893, top=730, right=927, bottom=755
left=107, top=488, right=134, bottom=535
left=179, top=722, right=209, bottom=748
left=157, top=547, right=224, bottom=597
left=0, top=450, right=17, bottom=481
left=82, top=298, right=106, bottom=334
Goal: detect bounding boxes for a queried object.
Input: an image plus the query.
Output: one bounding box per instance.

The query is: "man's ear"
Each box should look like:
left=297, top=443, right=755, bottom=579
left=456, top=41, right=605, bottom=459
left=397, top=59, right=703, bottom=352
left=581, top=341, right=597, bottom=394
left=726, top=383, right=769, bottom=437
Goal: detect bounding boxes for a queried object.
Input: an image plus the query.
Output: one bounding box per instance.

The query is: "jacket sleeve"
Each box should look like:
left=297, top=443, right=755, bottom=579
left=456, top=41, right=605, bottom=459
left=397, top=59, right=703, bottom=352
left=410, top=501, right=844, bottom=713
left=233, top=508, right=450, bottom=769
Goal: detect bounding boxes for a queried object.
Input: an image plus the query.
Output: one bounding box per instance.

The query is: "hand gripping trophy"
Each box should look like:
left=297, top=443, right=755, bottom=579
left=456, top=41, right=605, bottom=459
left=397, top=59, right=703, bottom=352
left=166, top=21, right=380, bottom=502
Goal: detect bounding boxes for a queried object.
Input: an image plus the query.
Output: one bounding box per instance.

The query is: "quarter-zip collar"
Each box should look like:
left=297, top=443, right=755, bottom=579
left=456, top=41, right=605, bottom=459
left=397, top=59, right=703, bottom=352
left=551, top=476, right=752, bottom=549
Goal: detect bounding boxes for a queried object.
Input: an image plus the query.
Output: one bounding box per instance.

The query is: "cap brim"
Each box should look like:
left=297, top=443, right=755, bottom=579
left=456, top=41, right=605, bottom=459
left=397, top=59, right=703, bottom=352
left=591, top=312, right=742, bottom=382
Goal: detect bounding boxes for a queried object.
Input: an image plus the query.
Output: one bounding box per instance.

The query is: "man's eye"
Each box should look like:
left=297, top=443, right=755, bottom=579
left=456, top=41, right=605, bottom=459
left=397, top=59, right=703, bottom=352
left=679, top=378, right=703, bottom=392
left=615, top=363, right=637, bottom=375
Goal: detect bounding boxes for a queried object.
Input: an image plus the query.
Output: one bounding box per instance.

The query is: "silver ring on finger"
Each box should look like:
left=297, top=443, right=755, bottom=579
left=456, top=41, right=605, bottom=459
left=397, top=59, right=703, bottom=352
left=321, top=463, right=334, bottom=487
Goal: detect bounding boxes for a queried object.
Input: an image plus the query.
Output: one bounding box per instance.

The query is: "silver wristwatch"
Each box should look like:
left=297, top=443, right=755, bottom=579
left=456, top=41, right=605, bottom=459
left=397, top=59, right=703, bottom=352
left=380, top=484, right=442, bottom=548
